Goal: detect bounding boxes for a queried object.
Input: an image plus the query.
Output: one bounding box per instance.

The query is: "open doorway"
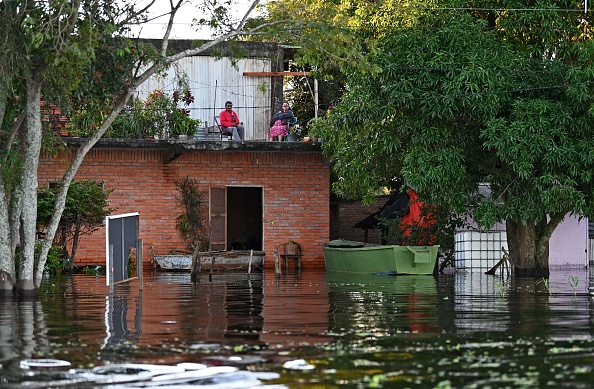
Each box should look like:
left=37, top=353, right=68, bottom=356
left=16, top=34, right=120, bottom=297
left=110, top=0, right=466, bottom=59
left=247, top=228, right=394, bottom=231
left=227, top=187, right=262, bottom=250
left=210, top=186, right=263, bottom=251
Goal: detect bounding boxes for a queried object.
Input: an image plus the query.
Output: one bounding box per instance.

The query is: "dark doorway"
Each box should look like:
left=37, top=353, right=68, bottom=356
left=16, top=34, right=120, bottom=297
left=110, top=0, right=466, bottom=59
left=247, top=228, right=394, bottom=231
left=227, top=187, right=263, bottom=251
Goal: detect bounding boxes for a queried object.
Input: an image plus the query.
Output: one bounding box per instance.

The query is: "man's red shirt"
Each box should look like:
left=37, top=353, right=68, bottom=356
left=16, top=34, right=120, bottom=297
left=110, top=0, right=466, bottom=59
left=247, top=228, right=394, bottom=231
left=219, top=109, right=240, bottom=127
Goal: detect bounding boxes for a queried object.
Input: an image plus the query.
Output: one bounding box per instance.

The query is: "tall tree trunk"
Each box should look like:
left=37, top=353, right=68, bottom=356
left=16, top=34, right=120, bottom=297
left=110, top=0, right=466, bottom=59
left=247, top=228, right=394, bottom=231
left=69, top=214, right=82, bottom=272
left=18, top=77, right=44, bottom=295
left=507, top=215, right=558, bottom=278
left=6, top=109, right=25, bottom=289
left=506, top=218, right=536, bottom=274
left=0, top=93, right=15, bottom=294
left=0, top=186, right=20, bottom=295
left=0, top=182, right=13, bottom=294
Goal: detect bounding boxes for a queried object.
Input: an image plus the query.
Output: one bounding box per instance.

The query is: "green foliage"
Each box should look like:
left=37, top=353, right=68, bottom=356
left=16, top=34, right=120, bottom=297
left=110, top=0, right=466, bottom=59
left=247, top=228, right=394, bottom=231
left=1, top=150, right=23, bottom=194
left=536, top=277, right=554, bottom=296
left=127, top=248, right=136, bottom=276
left=44, top=245, right=69, bottom=275
left=284, top=65, right=347, bottom=135
left=175, top=177, right=210, bottom=252
left=83, top=266, right=101, bottom=276
left=566, top=275, right=579, bottom=298
left=37, top=180, right=116, bottom=262
left=309, top=0, right=594, bottom=232
left=21, top=244, right=69, bottom=276
left=80, top=89, right=202, bottom=139
left=34, top=3, right=145, bottom=139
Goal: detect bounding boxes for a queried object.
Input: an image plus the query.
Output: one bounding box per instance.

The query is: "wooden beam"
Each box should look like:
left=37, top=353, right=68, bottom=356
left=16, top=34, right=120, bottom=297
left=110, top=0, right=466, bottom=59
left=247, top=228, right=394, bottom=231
left=243, top=71, right=310, bottom=77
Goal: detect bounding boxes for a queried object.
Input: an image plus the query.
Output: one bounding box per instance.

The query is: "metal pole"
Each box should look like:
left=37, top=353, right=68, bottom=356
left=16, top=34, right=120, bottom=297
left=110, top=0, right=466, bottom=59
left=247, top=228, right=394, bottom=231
left=314, top=79, right=319, bottom=119
left=137, top=238, right=143, bottom=291
left=109, top=244, right=114, bottom=294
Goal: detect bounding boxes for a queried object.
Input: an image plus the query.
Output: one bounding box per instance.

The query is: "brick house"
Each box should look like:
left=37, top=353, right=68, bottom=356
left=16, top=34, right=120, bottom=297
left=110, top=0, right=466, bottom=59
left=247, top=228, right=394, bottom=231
left=38, top=138, right=330, bottom=269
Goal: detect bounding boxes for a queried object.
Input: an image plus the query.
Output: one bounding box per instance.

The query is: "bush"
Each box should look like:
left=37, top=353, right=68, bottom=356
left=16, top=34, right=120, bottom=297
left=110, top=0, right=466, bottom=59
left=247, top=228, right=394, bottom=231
left=44, top=245, right=69, bottom=275
left=37, top=180, right=116, bottom=271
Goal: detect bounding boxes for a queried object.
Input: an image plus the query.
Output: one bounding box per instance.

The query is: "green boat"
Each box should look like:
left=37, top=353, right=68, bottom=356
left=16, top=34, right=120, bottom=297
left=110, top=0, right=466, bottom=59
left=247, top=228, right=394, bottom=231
left=323, top=239, right=439, bottom=275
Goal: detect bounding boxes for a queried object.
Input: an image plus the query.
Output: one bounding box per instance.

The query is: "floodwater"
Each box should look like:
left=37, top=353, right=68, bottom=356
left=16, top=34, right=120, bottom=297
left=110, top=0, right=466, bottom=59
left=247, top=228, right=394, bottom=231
left=1, top=267, right=594, bottom=388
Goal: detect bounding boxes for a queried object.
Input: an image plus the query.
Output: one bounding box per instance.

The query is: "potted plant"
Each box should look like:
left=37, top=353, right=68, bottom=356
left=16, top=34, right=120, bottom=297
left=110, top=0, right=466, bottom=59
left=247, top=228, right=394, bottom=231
left=170, top=111, right=201, bottom=140
left=285, top=122, right=301, bottom=142
left=282, top=240, right=302, bottom=255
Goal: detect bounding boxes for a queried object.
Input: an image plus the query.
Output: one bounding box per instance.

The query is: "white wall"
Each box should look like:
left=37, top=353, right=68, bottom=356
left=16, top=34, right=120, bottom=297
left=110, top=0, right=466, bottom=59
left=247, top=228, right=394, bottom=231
left=456, top=214, right=588, bottom=270
left=549, top=214, right=588, bottom=267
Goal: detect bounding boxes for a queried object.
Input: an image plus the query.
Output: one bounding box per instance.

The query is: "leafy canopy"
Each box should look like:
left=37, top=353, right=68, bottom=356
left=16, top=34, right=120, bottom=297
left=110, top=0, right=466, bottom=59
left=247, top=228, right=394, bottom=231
left=309, top=0, right=594, bottom=230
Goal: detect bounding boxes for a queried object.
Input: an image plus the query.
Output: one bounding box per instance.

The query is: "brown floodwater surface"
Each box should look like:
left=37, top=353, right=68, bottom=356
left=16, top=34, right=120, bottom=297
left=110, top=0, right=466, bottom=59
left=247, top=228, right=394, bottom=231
left=1, top=268, right=594, bottom=387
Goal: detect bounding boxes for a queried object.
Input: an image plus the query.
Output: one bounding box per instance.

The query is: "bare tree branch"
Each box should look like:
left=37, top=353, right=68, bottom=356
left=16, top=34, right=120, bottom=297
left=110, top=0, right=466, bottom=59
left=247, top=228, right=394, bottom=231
left=124, top=0, right=159, bottom=25
left=160, top=0, right=184, bottom=57
left=236, top=0, right=261, bottom=30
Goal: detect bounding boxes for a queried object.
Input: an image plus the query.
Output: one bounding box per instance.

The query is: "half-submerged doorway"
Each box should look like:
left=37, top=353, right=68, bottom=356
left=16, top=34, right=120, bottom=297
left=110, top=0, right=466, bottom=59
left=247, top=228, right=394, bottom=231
left=210, top=186, right=263, bottom=251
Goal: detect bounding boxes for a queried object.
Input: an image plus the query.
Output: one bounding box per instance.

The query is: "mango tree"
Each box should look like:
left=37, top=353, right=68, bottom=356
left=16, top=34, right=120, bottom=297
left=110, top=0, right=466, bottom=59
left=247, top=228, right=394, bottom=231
left=305, top=0, right=594, bottom=277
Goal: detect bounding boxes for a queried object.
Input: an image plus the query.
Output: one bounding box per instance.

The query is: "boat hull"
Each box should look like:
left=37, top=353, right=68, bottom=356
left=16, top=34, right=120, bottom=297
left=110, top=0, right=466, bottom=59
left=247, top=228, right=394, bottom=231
left=323, top=240, right=439, bottom=275
left=155, top=250, right=264, bottom=271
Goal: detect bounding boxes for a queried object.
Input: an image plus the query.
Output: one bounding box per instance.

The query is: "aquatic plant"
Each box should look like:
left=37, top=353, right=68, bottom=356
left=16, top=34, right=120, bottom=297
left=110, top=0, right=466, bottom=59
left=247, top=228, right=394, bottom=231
left=567, top=275, right=579, bottom=298
left=495, top=280, right=506, bottom=299
left=536, top=277, right=553, bottom=296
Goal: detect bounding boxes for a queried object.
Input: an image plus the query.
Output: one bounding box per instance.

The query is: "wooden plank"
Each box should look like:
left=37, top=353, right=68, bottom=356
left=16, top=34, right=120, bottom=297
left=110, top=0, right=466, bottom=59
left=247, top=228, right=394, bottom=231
left=243, top=71, right=310, bottom=77
left=113, top=277, right=139, bottom=286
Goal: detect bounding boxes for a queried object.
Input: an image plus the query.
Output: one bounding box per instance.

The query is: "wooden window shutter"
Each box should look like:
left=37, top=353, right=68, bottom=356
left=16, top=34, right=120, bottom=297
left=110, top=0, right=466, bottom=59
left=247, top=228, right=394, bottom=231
left=209, top=187, right=227, bottom=251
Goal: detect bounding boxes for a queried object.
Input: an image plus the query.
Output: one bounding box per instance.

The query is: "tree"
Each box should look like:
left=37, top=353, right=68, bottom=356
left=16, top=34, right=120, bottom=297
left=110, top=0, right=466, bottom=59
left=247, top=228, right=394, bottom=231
left=309, top=0, right=594, bottom=277
left=37, top=180, right=116, bottom=271
left=0, top=0, right=292, bottom=296
left=285, top=65, right=347, bottom=134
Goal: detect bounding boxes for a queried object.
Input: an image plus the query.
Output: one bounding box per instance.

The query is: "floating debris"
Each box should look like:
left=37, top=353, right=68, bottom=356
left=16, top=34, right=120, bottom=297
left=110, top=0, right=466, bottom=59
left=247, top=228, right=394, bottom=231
left=8, top=360, right=280, bottom=388
left=19, top=359, right=71, bottom=369
left=282, top=359, right=315, bottom=371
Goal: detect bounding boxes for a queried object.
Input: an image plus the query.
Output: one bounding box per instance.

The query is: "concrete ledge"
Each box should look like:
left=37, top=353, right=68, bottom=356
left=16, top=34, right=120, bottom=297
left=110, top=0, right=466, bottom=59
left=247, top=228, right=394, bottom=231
left=62, top=137, right=323, bottom=153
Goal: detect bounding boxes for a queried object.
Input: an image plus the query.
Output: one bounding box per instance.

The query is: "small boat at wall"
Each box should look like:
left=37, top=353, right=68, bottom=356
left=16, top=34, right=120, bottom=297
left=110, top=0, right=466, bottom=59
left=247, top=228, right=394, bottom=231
left=323, top=239, right=439, bottom=275
left=154, top=250, right=265, bottom=272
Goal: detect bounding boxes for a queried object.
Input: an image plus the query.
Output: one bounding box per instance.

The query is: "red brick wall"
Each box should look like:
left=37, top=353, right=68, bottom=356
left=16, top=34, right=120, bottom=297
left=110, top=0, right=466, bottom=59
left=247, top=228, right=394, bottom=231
left=38, top=148, right=330, bottom=269
left=330, top=196, right=390, bottom=244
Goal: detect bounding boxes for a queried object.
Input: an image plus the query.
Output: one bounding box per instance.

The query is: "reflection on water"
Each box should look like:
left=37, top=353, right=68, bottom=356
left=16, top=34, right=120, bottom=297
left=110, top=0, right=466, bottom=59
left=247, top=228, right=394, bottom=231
left=1, top=268, right=594, bottom=387
left=450, top=270, right=594, bottom=338
left=327, top=273, right=439, bottom=338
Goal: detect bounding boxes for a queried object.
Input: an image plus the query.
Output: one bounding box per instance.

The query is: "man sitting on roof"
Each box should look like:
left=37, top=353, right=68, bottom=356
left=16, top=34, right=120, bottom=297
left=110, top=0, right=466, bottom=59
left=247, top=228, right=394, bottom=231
left=219, top=101, right=244, bottom=141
